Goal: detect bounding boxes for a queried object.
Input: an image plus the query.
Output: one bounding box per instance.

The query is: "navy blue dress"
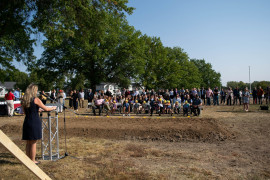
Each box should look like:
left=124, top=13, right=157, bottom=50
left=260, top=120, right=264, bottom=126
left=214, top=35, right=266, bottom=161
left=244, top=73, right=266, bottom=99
left=22, top=98, right=42, bottom=140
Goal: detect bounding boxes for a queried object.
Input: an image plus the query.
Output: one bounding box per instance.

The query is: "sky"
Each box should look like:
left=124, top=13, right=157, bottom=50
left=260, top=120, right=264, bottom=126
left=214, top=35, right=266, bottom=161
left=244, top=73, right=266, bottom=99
left=126, top=0, right=270, bottom=85
left=14, top=0, right=270, bottom=86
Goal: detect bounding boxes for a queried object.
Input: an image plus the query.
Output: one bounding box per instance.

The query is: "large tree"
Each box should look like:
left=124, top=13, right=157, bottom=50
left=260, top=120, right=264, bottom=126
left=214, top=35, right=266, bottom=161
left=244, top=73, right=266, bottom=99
left=33, top=0, right=141, bottom=89
left=0, top=0, right=35, bottom=82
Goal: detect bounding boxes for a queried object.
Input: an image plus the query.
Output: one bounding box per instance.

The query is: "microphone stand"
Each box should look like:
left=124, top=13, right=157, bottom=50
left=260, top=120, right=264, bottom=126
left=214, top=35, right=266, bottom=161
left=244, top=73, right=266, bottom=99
left=41, top=92, right=78, bottom=160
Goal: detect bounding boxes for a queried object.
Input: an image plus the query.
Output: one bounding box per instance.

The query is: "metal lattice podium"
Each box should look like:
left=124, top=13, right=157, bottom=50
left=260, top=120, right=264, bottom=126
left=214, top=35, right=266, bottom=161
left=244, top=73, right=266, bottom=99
left=40, top=110, right=59, bottom=160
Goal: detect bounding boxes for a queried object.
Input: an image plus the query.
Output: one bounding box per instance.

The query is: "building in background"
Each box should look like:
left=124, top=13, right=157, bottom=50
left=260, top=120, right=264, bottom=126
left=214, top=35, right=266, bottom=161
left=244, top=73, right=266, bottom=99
left=0, top=82, right=16, bottom=98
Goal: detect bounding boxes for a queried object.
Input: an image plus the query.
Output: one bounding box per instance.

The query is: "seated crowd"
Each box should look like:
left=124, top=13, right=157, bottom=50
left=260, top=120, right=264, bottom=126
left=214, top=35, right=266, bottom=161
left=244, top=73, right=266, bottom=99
left=86, top=88, right=203, bottom=116
left=41, top=86, right=270, bottom=116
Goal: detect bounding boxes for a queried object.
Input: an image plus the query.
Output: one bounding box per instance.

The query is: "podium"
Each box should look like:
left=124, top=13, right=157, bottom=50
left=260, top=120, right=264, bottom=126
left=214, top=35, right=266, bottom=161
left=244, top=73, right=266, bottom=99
left=40, top=110, right=59, bottom=160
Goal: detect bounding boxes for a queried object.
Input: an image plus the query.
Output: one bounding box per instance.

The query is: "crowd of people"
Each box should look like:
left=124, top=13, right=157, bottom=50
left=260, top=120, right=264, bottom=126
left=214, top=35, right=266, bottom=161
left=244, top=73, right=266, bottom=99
left=56, top=86, right=270, bottom=116
left=3, top=86, right=270, bottom=117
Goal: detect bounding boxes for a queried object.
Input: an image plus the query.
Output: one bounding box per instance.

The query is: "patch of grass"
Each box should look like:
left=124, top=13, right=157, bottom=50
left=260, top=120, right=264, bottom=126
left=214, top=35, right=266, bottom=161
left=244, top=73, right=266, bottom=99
left=125, top=143, right=147, bottom=157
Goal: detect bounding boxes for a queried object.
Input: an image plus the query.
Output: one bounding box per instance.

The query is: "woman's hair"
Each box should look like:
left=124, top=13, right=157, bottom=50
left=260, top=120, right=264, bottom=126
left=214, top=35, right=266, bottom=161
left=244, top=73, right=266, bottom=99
left=21, top=84, right=38, bottom=109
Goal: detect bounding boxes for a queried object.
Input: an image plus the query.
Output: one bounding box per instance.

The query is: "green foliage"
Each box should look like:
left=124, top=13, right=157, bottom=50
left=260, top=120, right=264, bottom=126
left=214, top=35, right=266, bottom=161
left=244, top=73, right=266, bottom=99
left=227, top=81, right=270, bottom=90
left=32, top=0, right=139, bottom=89
left=0, top=0, right=35, bottom=74
left=190, top=59, right=221, bottom=88
left=140, top=43, right=203, bottom=90
left=252, top=81, right=270, bottom=90
left=226, top=81, right=248, bottom=90
left=1, top=0, right=222, bottom=91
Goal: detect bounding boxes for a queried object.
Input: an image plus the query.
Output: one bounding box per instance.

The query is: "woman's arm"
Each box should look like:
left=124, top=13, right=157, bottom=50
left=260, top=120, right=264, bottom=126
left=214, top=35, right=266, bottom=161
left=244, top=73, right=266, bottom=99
left=34, top=98, right=56, bottom=111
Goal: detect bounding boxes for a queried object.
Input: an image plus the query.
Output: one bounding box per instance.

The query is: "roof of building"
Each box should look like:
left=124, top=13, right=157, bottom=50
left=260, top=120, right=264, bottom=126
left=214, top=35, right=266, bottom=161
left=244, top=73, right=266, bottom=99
left=0, top=82, right=16, bottom=90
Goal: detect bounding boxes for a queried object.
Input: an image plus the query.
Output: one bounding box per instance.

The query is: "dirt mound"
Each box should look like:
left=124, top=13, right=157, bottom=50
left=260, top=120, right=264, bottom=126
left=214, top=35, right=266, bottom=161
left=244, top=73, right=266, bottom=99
left=0, top=117, right=235, bottom=143
left=62, top=117, right=235, bottom=143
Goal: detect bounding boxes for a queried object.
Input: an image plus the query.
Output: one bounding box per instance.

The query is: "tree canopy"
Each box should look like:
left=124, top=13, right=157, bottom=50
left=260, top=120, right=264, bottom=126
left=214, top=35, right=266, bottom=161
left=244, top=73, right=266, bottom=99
left=1, top=0, right=223, bottom=91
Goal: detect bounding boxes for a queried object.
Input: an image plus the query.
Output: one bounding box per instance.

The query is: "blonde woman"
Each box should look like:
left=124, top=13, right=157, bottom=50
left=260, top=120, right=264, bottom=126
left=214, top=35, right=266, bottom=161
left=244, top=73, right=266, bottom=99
left=21, top=84, right=56, bottom=164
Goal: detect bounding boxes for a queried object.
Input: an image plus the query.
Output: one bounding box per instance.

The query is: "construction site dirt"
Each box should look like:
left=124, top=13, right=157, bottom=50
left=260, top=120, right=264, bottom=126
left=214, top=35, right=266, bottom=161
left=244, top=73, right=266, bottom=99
left=0, top=105, right=269, bottom=179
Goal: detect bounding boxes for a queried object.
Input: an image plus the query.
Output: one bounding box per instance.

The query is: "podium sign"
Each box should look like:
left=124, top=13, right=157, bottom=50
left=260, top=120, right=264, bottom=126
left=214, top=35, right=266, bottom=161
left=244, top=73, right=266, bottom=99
left=40, top=110, right=59, bottom=160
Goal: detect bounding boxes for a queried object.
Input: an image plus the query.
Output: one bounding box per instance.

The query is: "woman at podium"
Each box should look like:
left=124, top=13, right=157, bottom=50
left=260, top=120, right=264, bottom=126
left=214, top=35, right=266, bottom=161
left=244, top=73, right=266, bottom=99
left=21, top=84, right=56, bottom=164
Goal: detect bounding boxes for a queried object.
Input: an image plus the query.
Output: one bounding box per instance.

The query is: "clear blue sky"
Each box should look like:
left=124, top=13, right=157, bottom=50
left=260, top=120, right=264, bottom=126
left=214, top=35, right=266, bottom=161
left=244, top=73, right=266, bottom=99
left=14, top=0, right=270, bottom=86
left=126, top=0, right=270, bottom=85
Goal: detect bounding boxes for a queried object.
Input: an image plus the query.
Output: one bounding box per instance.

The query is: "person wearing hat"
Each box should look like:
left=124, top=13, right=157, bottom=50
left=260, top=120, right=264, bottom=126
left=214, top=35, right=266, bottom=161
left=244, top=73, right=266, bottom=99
left=103, top=97, right=111, bottom=116
left=158, top=98, right=164, bottom=116
left=183, top=100, right=190, bottom=116
left=123, top=99, right=130, bottom=116
left=142, top=100, right=150, bottom=114
left=166, top=100, right=173, bottom=116
left=174, top=101, right=181, bottom=115
left=133, top=100, right=140, bottom=114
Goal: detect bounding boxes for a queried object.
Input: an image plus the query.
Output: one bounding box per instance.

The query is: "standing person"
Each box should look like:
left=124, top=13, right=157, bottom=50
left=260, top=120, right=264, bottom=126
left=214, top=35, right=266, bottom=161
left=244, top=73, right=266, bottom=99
left=72, top=90, right=79, bottom=111
left=266, top=86, right=270, bottom=105
left=233, top=87, right=240, bottom=105
left=242, top=87, right=250, bottom=111
left=191, top=88, right=198, bottom=100
left=57, top=90, right=64, bottom=105
left=105, top=89, right=112, bottom=97
left=133, top=88, right=139, bottom=97
left=125, top=89, right=130, bottom=98
left=252, top=87, right=257, bottom=104
left=4, top=89, right=15, bottom=117
left=150, top=95, right=156, bottom=116
left=180, top=87, right=185, bottom=102
left=69, top=90, right=73, bottom=108
left=213, top=87, right=219, bottom=105
left=121, top=88, right=126, bottom=97
left=220, top=89, right=226, bottom=105
left=40, top=91, right=47, bottom=105
left=200, top=87, right=206, bottom=105
left=173, top=88, right=179, bottom=98
left=116, top=89, right=122, bottom=97
left=239, top=90, right=243, bottom=105
left=257, top=86, right=264, bottom=105
left=21, top=84, right=56, bottom=164
left=87, top=89, right=94, bottom=103
left=62, top=90, right=66, bottom=106
left=151, top=89, right=156, bottom=96
left=78, top=89, right=85, bottom=108
left=206, top=87, right=213, bottom=106
left=14, top=88, right=20, bottom=101
left=226, top=87, right=233, bottom=106
left=50, top=89, right=56, bottom=103
left=169, top=89, right=174, bottom=102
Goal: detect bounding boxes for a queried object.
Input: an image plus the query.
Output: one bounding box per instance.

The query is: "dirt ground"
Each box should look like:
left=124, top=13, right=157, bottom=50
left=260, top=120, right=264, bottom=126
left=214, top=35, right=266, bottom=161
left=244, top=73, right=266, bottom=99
left=0, top=105, right=270, bottom=179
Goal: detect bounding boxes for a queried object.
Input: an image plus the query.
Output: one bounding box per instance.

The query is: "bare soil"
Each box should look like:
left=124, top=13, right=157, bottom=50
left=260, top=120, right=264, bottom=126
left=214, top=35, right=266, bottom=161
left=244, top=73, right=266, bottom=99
left=0, top=105, right=269, bottom=179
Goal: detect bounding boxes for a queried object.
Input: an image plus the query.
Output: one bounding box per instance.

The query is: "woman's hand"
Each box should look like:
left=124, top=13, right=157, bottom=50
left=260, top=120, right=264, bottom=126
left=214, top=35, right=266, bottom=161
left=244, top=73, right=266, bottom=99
left=51, top=106, right=57, bottom=111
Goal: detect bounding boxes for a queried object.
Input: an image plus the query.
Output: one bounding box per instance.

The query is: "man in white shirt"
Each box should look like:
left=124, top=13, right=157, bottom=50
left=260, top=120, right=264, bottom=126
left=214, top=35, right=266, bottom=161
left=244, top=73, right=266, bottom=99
left=79, top=90, right=85, bottom=108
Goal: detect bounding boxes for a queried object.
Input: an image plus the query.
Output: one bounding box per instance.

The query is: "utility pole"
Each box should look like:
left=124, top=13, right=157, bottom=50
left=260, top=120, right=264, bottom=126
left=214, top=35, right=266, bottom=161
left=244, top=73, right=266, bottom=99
left=249, top=66, right=251, bottom=92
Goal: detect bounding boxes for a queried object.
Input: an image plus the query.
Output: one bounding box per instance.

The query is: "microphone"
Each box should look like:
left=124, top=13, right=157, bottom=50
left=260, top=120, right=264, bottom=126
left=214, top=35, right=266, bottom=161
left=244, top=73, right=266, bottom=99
left=40, top=92, right=49, bottom=98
